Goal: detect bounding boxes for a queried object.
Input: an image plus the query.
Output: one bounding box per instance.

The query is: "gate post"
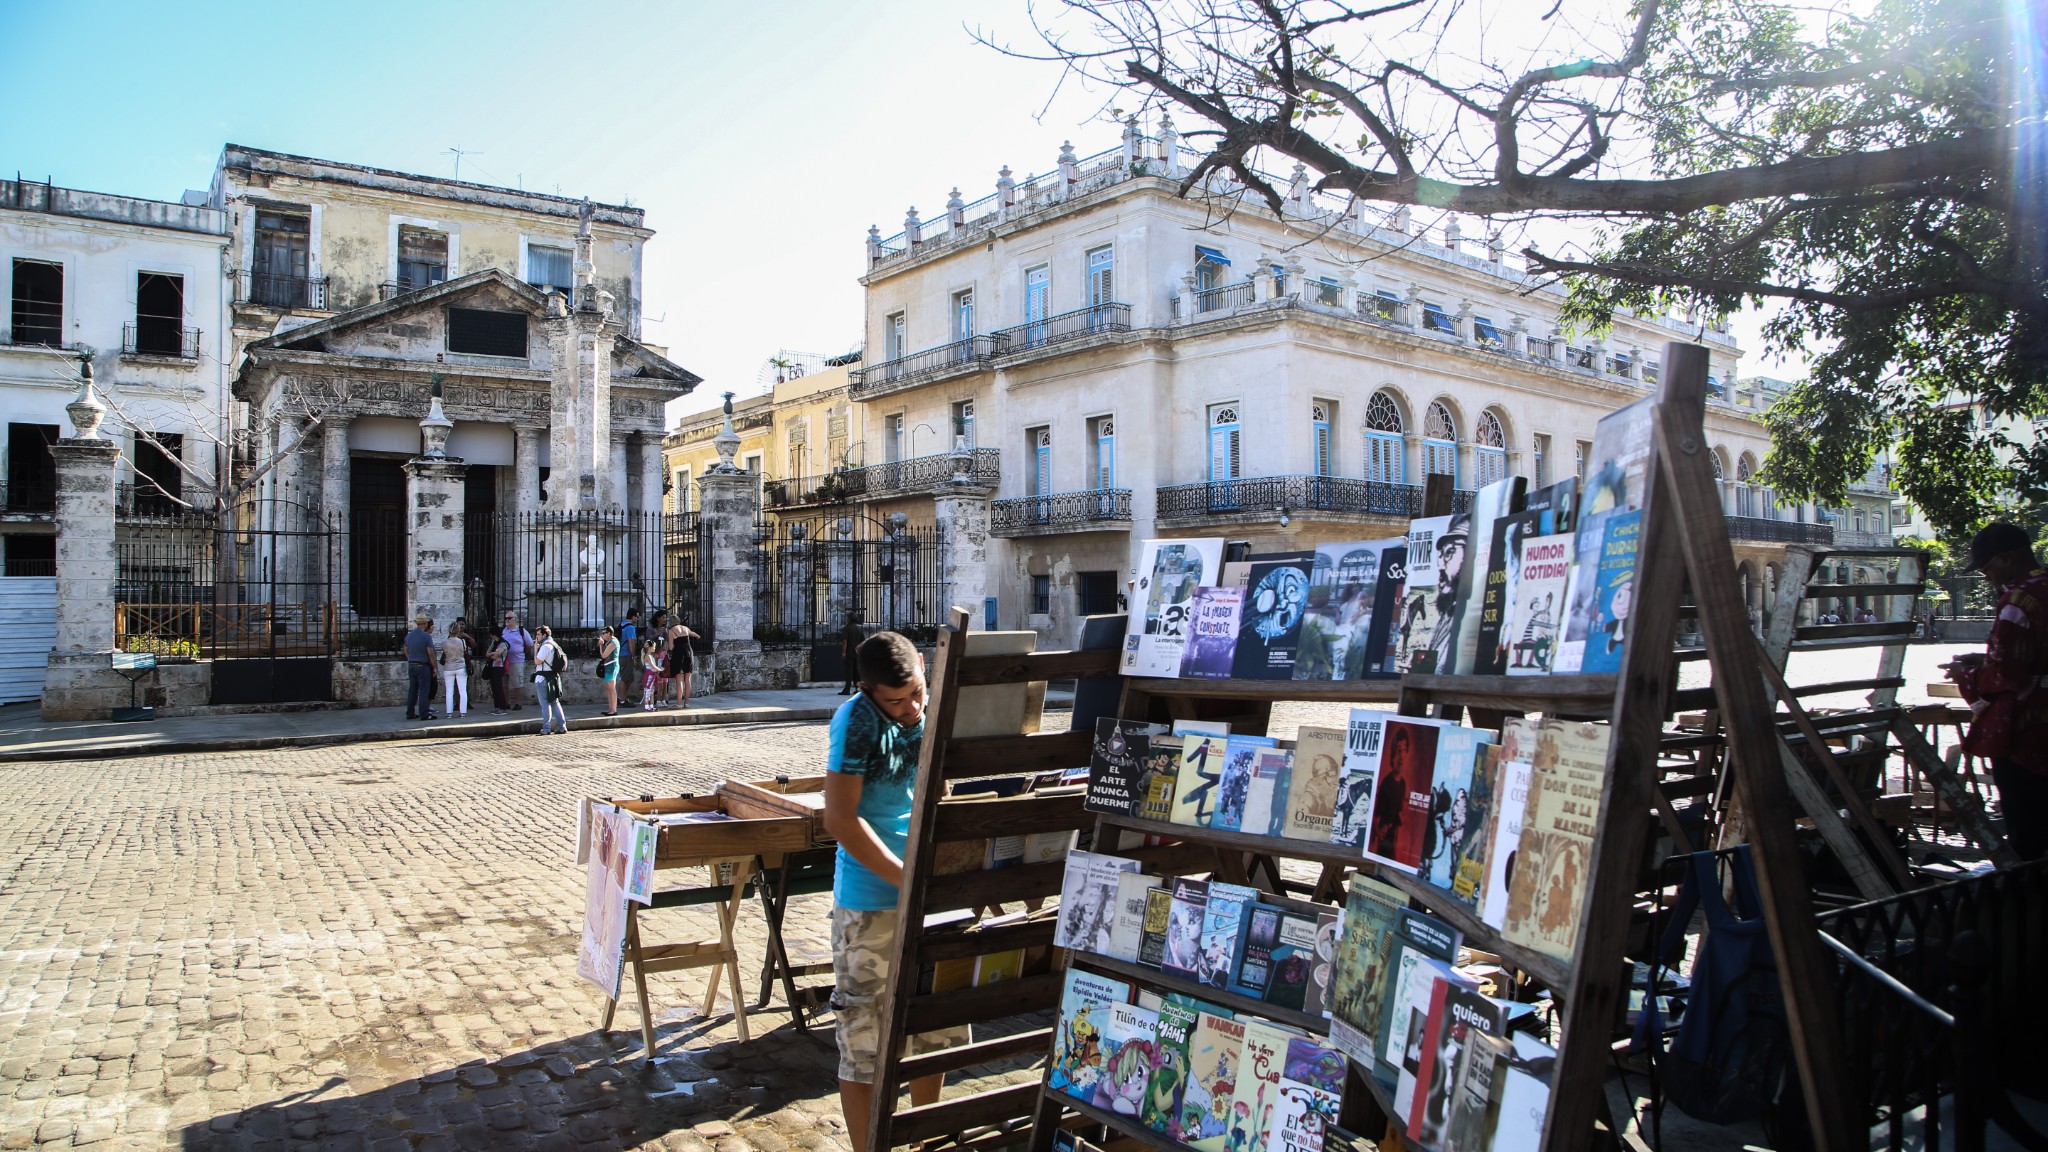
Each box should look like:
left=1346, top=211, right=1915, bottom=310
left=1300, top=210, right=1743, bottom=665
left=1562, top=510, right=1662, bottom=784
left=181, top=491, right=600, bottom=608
left=698, top=468, right=764, bottom=691
left=43, top=363, right=126, bottom=720
left=405, top=457, right=469, bottom=629
left=933, top=480, right=994, bottom=629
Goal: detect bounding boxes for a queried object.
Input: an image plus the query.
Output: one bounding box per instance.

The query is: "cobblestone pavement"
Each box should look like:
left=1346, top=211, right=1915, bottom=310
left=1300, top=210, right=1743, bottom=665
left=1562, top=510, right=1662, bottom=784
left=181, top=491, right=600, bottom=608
left=0, top=721, right=1038, bottom=1151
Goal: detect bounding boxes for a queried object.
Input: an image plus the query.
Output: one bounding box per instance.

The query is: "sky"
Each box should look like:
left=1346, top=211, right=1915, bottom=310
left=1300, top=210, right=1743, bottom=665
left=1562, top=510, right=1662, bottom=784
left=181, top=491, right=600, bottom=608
left=2, top=0, right=1796, bottom=420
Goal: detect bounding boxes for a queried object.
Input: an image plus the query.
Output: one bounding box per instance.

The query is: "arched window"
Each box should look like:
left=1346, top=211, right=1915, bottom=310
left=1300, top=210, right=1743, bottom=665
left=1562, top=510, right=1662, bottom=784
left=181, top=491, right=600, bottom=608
left=1364, top=391, right=1405, bottom=484
left=1710, top=449, right=1725, bottom=481
left=1473, top=409, right=1507, bottom=488
left=1423, top=401, right=1458, bottom=482
left=1735, top=452, right=1758, bottom=517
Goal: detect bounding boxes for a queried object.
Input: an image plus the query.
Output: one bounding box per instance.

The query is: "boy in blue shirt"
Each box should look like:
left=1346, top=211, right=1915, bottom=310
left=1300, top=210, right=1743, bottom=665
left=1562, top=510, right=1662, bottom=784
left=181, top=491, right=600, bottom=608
left=822, top=631, right=969, bottom=1152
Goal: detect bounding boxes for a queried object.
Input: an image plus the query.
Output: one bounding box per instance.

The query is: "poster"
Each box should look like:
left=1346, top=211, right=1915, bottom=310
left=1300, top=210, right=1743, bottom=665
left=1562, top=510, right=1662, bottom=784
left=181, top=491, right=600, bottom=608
left=576, top=805, right=635, bottom=999
left=1122, top=538, right=1225, bottom=678
left=626, top=821, right=658, bottom=905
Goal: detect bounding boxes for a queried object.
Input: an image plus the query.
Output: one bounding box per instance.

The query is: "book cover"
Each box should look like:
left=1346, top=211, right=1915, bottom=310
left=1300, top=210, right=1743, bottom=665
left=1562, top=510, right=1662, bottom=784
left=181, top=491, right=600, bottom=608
left=1264, top=909, right=1321, bottom=1012
left=1449, top=476, right=1523, bottom=675
left=1143, top=993, right=1203, bottom=1137
left=1329, top=710, right=1387, bottom=851
left=1525, top=476, right=1578, bottom=535
left=1024, top=830, right=1073, bottom=864
left=1504, top=720, right=1611, bottom=961
left=1326, top=872, right=1409, bottom=1066
left=972, top=949, right=1023, bottom=986
left=1487, top=1034, right=1558, bottom=1152
left=1502, top=531, right=1573, bottom=676
left=1181, top=586, right=1245, bottom=680
left=1556, top=400, right=1652, bottom=673
left=1408, top=984, right=1515, bottom=1146
left=1139, top=885, right=1176, bottom=968
left=1393, top=517, right=1451, bottom=674
left=1281, top=726, right=1346, bottom=842
left=1394, top=970, right=1454, bottom=1128
left=1050, top=967, right=1131, bottom=1098
left=1230, top=1018, right=1302, bottom=1152
left=1229, top=902, right=1284, bottom=999
left=1171, top=735, right=1230, bottom=828
left=1212, top=735, right=1278, bottom=833
left=1473, top=509, right=1545, bottom=677
left=1450, top=744, right=1503, bottom=908
left=1123, top=538, right=1226, bottom=678
left=1054, top=850, right=1139, bottom=953
left=1443, top=1031, right=1510, bottom=1152
left=1273, top=1038, right=1347, bottom=1152
left=1378, top=953, right=1467, bottom=1087
left=1323, top=1125, right=1373, bottom=1152
left=1364, top=718, right=1445, bottom=873
left=1374, top=909, right=1463, bottom=1083
left=1183, top=1011, right=1248, bottom=1152
left=1241, top=748, right=1292, bottom=838
left=1135, top=735, right=1184, bottom=824
left=1174, top=720, right=1232, bottom=738
left=986, top=835, right=1024, bottom=869
left=1093, top=999, right=1162, bottom=1115
left=1421, top=727, right=1498, bottom=893
left=1087, top=717, right=1168, bottom=816
left=1294, top=542, right=1384, bottom=681
left=1364, top=538, right=1412, bottom=678
left=1160, top=877, right=1211, bottom=979
left=1304, top=910, right=1341, bottom=1020
left=1196, top=881, right=1257, bottom=990
left=1482, top=720, right=1540, bottom=929
left=1575, top=509, right=1642, bottom=675
left=1107, top=871, right=1166, bottom=964
left=1233, top=555, right=1315, bottom=679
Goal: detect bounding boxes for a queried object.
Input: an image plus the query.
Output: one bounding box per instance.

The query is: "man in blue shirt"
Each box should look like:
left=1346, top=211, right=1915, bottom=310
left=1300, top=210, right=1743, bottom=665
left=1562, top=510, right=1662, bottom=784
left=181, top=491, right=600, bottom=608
left=822, top=631, right=969, bottom=1152
left=401, top=614, right=436, bottom=721
left=618, top=607, right=642, bottom=696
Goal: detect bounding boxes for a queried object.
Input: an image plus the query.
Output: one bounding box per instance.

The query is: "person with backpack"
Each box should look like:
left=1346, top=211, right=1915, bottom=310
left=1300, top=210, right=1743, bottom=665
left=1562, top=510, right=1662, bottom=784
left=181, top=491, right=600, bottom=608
left=532, top=625, right=569, bottom=735
left=483, top=631, right=511, bottom=715
left=596, top=625, right=621, bottom=717
left=500, top=611, right=535, bottom=711
left=618, top=607, right=642, bottom=699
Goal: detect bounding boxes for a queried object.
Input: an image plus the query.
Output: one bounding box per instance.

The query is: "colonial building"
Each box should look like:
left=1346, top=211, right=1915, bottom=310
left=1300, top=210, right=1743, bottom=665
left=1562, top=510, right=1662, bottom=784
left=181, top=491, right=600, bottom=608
left=663, top=356, right=859, bottom=513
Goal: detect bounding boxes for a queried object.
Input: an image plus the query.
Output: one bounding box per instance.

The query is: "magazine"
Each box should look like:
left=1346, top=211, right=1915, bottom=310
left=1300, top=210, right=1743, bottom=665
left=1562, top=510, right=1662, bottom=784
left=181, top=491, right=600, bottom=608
left=1181, top=586, right=1245, bottom=679
left=1122, top=538, right=1226, bottom=677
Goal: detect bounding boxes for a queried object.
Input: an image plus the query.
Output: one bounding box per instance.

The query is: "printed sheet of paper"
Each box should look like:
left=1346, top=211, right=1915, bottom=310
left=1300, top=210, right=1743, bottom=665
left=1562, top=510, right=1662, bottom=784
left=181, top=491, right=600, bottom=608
left=576, top=805, right=635, bottom=999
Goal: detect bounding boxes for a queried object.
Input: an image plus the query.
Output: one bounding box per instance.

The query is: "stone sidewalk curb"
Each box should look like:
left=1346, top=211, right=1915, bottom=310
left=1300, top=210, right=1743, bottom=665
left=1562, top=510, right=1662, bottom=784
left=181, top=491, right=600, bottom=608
left=0, top=703, right=838, bottom=764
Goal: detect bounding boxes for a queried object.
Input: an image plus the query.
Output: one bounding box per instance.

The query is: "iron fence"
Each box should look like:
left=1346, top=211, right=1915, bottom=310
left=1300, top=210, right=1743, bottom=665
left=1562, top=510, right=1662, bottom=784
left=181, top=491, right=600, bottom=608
left=991, top=302, right=1132, bottom=352
left=1194, top=282, right=1255, bottom=313
left=234, top=270, right=327, bottom=311
left=122, top=322, right=201, bottom=359
left=1728, top=514, right=1833, bottom=545
left=461, top=510, right=671, bottom=659
left=753, top=510, right=943, bottom=651
left=1155, top=475, right=1459, bottom=520
left=990, top=488, right=1132, bottom=536
left=768, top=450, right=1003, bottom=509
left=850, top=334, right=1004, bottom=394
left=116, top=482, right=187, bottom=520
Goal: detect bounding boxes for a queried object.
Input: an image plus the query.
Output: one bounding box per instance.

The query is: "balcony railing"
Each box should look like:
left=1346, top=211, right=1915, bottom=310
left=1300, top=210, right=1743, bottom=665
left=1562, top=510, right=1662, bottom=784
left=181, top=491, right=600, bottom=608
left=379, top=278, right=445, bottom=302
left=991, top=488, right=1132, bottom=535
left=117, top=482, right=188, bottom=519
left=851, top=334, right=1003, bottom=395
left=1157, top=475, right=1471, bottom=520
left=1727, top=515, right=1832, bottom=545
left=991, top=302, right=1132, bottom=352
left=1193, top=282, right=1256, bottom=314
left=122, top=322, right=201, bottom=359
left=763, top=449, right=1004, bottom=507
left=234, top=270, right=328, bottom=310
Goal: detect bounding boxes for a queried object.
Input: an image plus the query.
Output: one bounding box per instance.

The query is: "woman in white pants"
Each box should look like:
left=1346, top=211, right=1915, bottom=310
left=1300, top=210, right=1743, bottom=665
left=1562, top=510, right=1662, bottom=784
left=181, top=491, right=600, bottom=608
left=440, top=622, right=470, bottom=717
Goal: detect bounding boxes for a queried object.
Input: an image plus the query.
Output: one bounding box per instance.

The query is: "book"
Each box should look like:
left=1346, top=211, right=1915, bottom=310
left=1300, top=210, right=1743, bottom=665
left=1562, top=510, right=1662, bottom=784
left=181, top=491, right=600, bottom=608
left=1054, top=851, right=1140, bottom=954
left=1160, top=877, right=1211, bottom=979
left=1323, top=1125, right=1373, bottom=1152
left=1450, top=744, right=1503, bottom=908
left=1294, top=542, right=1384, bottom=681
left=1264, top=908, right=1322, bottom=1012
left=1574, top=509, right=1642, bottom=675
left=1139, top=886, right=1176, bottom=968
left=1230, top=1018, right=1303, bottom=1152
left=1364, top=718, right=1446, bottom=874
left=1233, top=554, right=1316, bottom=679
left=1175, top=720, right=1232, bottom=737
left=1444, top=1031, right=1510, bottom=1152
left=1241, top=748, right=1292, bottom=838
left=1024, top=830, right=1074, bottom=864
left=1281, top=726, right=1346, bottom=842
left=1502, top=531, right=1574, bottom=676
left=1123, top=538, right=1226, bottom=677
left=1421, top=726, right=1498, bottom=893
left=1381, top=954, right=1470, bottom=1091
left=1408, top=984, right=1519, bottom=1146
left=1143, top=993, right=1204, bottom=1137
left=1050, top=967, right=1131, bottom=1098
left=1093, top=999, right=1162, bottom=1115
left=1393, top=516, right=1452, bottom=674
left=1365, top=538, right=1412, bottom=677
left=1524, top=476, right=1578, bottom=534
left=1304, top=910, right=1341, bottom=1020
left=1135, top=735, right=1183, bottom=823
left=1326, top=872, right=1409, bottom=1066
left=1107, top=871, right=1166, bottom=964
left=1375, top=908, right=1464, bottom=1083
left=1449, top=476, right=1525, bottom=675
left=1272, top=1038, right=1347, bottom=1152
left=1183, top=1010, right=1248, bottom=1152
left=1482, top=720, right=1540, bottom=929
left=1394, top=970, right=1454, bottom=1129
left=1473, top=509, right=1545, bottom=677
left=1329, top=711, right=1387, bottom=851
left=1230, top=902, right=1285, bottom=999
left=1212, top=735, right=1278, bottom=833
left=1556, top=400, right=1652, bottom=673
left=972, top=949, right=1023, bottom=986
left=1087, top=717, right=1168, bottom=816
left=1196, top=881, right=1258, bottom=990
left=1181, top=586, right=1245, bottom=679
left=1503, top=720, right=1612, bottom=961
left=986, top=835, right=1025, bottom=869
left=1487, top=1033, right=1558, bottom=1152
left=1171, top=735, right=1229, bottom=828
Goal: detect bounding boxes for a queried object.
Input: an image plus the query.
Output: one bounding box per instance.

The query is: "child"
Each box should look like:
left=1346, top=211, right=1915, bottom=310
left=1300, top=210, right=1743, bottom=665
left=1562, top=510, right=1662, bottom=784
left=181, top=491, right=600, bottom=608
left=640, top=638, right=665, bottom=711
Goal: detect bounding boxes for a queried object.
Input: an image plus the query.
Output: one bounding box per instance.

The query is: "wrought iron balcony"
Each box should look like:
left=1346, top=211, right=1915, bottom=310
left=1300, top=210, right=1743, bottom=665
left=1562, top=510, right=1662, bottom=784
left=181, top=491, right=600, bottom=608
left=379, top=278, right=444, bottom=302
left=850, top=335, right=1003, bottom=396
left=1193, top=283, right=1255, bottom=314
left=1157, top=475, right=1472, bottom=521
left=991, top=302, right=1132, bottom=352
left=1727, top=515, right=1832, bottom=545
left=991, top=488, right=1132, bottom=536
left=122, top=322, right=201, bottom=359
left=234, top=270, right=328, bottom=310
left=764, top=450, right=1003, bottom=507
left=117, top=482, right=187, bottom=519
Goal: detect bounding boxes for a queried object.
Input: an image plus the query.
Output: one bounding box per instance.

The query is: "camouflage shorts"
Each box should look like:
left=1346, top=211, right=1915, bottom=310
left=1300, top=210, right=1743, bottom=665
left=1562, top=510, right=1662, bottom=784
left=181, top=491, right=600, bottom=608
left=831, top=906, right=972, bottom=1083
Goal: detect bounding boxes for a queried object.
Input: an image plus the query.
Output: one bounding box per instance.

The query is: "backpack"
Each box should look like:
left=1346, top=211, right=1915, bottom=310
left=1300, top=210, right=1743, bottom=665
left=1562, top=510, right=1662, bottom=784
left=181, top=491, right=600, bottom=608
left=550, top=644, right=567, bottom=673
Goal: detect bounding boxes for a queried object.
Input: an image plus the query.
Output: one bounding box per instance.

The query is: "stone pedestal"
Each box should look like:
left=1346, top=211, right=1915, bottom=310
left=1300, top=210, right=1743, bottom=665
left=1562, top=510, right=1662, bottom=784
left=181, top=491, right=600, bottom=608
left=698, top=469, right=764, bottom=689
left=405, top=457, right=468, bottom=627
left=933, top=483, right=994, bottom=628
left=42, top=438, right=125, bottom=720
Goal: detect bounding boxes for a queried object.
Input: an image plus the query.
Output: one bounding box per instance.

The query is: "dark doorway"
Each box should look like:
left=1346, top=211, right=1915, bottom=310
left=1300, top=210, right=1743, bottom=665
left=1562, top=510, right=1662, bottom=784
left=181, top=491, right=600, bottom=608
left=463, top=464, right=500, bottom=619
left=349, top=457, right=406, bottom=618
left=134, top=272, right=186, bottom=355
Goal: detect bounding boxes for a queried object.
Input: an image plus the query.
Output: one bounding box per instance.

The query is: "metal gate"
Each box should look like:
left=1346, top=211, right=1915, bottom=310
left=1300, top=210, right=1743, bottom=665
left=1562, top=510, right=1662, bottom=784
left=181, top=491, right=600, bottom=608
left=754, top=510, right=941, bottom=680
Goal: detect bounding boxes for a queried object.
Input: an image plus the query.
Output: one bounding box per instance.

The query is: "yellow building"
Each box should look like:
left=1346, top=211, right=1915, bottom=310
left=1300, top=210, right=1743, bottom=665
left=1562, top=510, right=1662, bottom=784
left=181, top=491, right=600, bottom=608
left=662, top=359, right=856, bottom=513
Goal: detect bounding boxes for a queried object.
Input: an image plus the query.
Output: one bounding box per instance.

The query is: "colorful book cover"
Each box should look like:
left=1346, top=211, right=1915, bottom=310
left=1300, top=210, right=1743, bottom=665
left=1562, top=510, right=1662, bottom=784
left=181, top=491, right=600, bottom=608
left=1555, top=400, right=1652, bottom=673
left=1161, top=877, right=1211, bottom=979
left=1086, top=717, right=1168, bottom=816
left=1143, top=993, right=1203, bottom=1137
left=1449, top=476, right=1523, bottom=675
left=1195, top=881, right=1257, bottom=990
left=1234, top=555, right=1315, bottom=679
left=1482, top=720, right=1540, bottom=929
left=1394, top=517, right=1451, bottom=674
left=1183, top=1011, right=1248, bottom=1152
left=1171, top=735, right=1230, bottom=828
left=1049, top=967, right=1131, bottom=1098
left=1136, top=735, right=1183, bottom=824
left=1123, top=538, right=1227, bottom=678
left=1282, top=726, right=1346, bottom=842
left=1364, top=718, right=1445, bottom=874
left=1273, top=1039, right=1347, bottom=1152
left=1326, top=872, right=1409, bottom=1065
left=1379, top=953, right=1466, bottom=1088
left=1575, top=509, right=1642, bottom=675
left=1412, top=987, right=1521, bottom=1149
left=1329, top=710, right=1387, bottom=851
left=1374, top=909, right=1463, bottom=1083
left=1181, top=586, right=1245, bottom=680
left=1242, top=748, right=1292, bottom=838
left=1093, top=999, right=1162, bottom=1115
left=1230, top=902, right=1284, bottom=999
left=972, top=949, right=1023, bottom=986
left=1139, top=886, right=1176, bottom=968
left=1474, top=509, right=1545, bottom=677
left=1503, top=720, right=1612, bottom=961
left=1054, top=850, right=1139, bottom=954
left=1394, top=971, right=1454, bottom=1128
left=1107, top=871, right=1166, bottom=964
left=1304, top=910, right=1341, bottom=1020
left=1421, top=726, right=1498, bottom=894
left=1525, top=476, right=1579, bottom=535
left=1450, top=744, right=1503, bottom=908
left=1365, top=538, right=1412, bottom=678
left=1294, top=542, right=1384, bottom=681
left=1264, top=909, right=1321, bottom=1012
left=1230, top=1019, right=1302, bottom=1152
left=1503, top=531, right=1573, bottom=676
left=1444, top=1031, right=1510, bottom=1152
left=1212, top=735, right=1278, bottom=833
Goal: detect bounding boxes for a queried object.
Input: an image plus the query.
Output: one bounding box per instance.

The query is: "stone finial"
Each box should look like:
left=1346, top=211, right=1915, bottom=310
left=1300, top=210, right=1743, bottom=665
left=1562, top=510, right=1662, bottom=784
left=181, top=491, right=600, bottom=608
left=1390, top=205, right=1412, bottom=234
left=1058, top=141, right=1078, bottom=191
left=65, top=354, right=106, bottom=441
left=867, top=224, right=882, bottom=260
left=1122, top=114, right=1142, bottom=168
left=419, top=376, right=454, bottom=458
left=997, top=166, right=1015, bottom=206
left=1283, top=253, right=1306, bottom=297
left=946, top=188, right=965, bottom=228
left=1160, top=114, right=1182, bottom=177
left=1444, top=217, right=1463, bottom=251
left=1488, top=233, right=1506, bottom=264
left=713, top=391, right=741, bottom=472
left=573, top=198, right=597, bottom=310
left=904, top=206, right=922, bottom=245
left=1286, top=162, right=1309, bottom=210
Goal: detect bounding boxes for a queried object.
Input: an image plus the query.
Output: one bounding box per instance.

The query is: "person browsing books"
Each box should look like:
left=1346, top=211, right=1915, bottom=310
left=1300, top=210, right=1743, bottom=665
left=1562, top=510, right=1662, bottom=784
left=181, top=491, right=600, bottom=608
left=1945, top=521, right=2048, bottom=860
left=821, top=631, right=970, bottom=1152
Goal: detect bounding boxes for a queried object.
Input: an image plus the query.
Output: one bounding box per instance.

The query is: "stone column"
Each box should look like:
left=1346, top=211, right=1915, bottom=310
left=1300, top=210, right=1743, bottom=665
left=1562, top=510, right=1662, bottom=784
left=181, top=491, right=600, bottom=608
left=42, top=438, right=123, bottom=720
left=513, top=425, right=542, bottom=515
left=698, top=469, right=763, bottom=690
left=321, top=417, right=352, bottom=614
left=632, top=432, right=666, bottom=608
left=610, top=433, right=630, bottom=512
left=933, top=482, right=995, bottom=628
left=404, top=457, right=468, bottom=628
left=636, top=432, right=665, bottom=517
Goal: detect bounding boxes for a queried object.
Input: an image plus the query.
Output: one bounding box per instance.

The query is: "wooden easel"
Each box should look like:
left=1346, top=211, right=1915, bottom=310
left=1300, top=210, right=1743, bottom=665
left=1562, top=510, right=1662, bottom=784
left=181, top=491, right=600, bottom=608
left=601, top=857, right=758, bottom=1052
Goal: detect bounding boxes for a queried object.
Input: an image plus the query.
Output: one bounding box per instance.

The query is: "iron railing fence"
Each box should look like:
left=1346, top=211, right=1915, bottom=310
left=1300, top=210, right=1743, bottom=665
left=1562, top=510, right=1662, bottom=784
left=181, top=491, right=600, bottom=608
left=662, top=511, right=710, bottom=644
left=1727, top=514, right=1833, bottom=545
left=122, top=321, right=201, bottom=359
left=456, top=510, right=671, bottom=660
left=1156, top=475, right=1471, bottom=520
left=991, top=302, right=1133, bottom=352
left=850, top=334, right=1004, bottom=394
left=378, top=278, right=446, bottom=302
left=753, top=511, right=943, bottom=650
left=1193, top=282, right=1256, bottom=314
left=234, top=270, right=328, bottom=311
left=116, top=482, right=188, bottom=520
left=114, top=501, right=340, bottom=662
left=991, top=488, right=1133, bottom=535
left=770, top=450, right=1006, bottom=509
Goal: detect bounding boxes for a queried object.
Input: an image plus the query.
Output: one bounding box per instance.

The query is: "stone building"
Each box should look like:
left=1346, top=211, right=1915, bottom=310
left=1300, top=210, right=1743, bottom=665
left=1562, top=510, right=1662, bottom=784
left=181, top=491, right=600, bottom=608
left=663, top=356, right=859, bottom=512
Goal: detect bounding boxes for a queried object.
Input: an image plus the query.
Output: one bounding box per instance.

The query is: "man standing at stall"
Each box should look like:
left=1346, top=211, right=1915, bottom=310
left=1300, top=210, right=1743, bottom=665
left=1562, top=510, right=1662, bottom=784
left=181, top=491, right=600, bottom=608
left=1946, top=521, right=2048, bottom=860
left=822, top=631, right=970, bottom=1152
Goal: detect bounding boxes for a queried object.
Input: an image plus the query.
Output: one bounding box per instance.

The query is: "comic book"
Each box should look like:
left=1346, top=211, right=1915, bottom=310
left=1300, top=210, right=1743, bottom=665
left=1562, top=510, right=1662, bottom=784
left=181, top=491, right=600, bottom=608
left=1326, top=872, right=1409, bottom=1067
left=1482, top=720, right=1539, bottom=929
left=1049, top=967, right=1131, bottom=1098
left=1574, top=509, right=1642, bottom=675
left=1421, top=726, right=1498, bottom=894
left=1502, top=531, right=1574, bottom=676
left=1555, top=399, right=1652, bottom=673
left=1394, top=517, right=1452, bottom=674
left=1093, top=999, right=1162, bottom=1115
left=1181, top=586, right=1245, bottom=680
left=1143, top=993, right=1205, bottom=1137
left=1363, top=718, right=1445, bottom=874
left=1182, top=1011, right=1248, bottom=1152
left=1281, top=726, right=1346, bottom=842
left=1233, top=553, right=1316, bottom=680
left=1230, top=1019, right=1305, bottom=1152
left=1160, top=877, right=1211, bottom=980
left=1448, top=477, right=1524, bottom=674
left=1196, top=881, right=1258, bottom=991
left=1473, top=509, right=1546, bottom=677
left=1503, top=720, right=1612, bottom=961
left=1123, top=538, right=1226, bottom=678
left=1450, top=744, right=1503, bottom=908
left=1329, top=710, right=1387, bottom=851
left=1171, top=735, right=1230, bottom=828
left=1272, top=1038, right=1347, bottom=1152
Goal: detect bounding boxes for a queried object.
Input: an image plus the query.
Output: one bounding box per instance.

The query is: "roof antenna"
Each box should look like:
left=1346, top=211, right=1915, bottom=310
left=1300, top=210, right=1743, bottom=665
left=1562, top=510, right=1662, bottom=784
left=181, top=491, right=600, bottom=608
left=443, top=147, right=482, bottom=180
